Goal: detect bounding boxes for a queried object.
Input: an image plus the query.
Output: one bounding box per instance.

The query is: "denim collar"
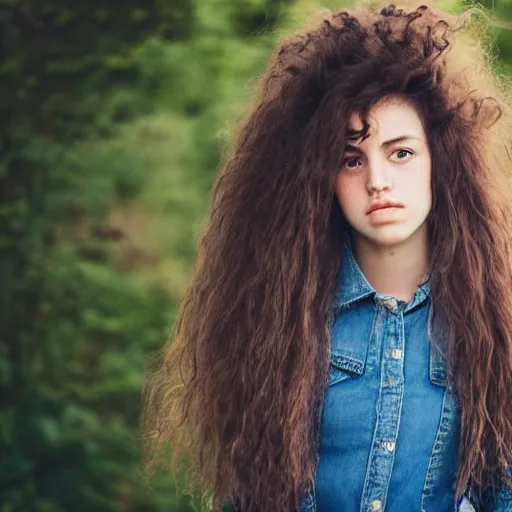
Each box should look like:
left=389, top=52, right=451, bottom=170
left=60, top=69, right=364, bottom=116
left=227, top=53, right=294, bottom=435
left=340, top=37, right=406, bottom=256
left=334, top=236, right=431, bottom=312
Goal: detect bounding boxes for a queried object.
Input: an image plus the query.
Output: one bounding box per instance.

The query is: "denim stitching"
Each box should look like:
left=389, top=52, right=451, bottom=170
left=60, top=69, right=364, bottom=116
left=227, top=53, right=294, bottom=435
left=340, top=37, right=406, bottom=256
left=359, top=306, right=405, bottom=512
left=330, top=353, right=364, bottom=375
left=421, top=384, right=458, bottom=512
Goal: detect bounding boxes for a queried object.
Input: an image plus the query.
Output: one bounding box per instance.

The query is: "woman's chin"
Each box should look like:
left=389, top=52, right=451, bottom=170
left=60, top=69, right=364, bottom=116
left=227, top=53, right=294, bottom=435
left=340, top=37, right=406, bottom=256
left=356, top=226, right=417, bottom=249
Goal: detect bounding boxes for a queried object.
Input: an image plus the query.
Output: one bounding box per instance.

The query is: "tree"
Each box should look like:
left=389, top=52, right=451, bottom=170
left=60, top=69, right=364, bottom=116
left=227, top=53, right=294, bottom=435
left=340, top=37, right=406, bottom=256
left=0, top=1, right=196, bottom=511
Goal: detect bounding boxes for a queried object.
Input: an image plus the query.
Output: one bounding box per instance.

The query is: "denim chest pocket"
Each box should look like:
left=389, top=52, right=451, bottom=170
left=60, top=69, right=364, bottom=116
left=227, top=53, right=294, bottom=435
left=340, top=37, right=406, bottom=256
left=328, top=351, right=365, bottom=386
left=328, top=302, right=373, bottom=387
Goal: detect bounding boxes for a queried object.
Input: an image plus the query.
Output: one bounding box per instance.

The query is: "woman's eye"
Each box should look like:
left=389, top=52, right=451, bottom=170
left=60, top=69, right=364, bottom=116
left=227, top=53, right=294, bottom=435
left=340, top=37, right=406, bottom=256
left=342, top=158, right=362, bottom=170
left=393, top=149, right=414, bottom=161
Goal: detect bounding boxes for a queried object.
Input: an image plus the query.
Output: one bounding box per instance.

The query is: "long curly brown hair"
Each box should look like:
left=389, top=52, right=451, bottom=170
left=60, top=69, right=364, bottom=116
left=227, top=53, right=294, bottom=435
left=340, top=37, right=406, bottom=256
left=142, top=1, right=512, bottom=510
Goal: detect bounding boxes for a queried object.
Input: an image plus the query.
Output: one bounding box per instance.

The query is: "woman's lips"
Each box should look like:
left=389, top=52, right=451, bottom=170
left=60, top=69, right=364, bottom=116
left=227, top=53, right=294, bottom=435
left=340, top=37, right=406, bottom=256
left=368, top=206, right=403, bottom=224
left=366, top=202, right=404, bottom=215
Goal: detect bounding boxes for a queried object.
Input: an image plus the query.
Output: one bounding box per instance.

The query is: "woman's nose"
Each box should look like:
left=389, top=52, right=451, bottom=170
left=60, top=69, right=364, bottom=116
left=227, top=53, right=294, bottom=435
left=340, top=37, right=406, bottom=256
left=366, top=160, right=392, bottom=194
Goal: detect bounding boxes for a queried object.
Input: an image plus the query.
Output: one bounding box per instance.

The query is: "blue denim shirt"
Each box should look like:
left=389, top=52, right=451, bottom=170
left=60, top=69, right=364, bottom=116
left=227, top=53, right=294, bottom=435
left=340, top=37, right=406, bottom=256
left=301, top=241, right=512, bottom=512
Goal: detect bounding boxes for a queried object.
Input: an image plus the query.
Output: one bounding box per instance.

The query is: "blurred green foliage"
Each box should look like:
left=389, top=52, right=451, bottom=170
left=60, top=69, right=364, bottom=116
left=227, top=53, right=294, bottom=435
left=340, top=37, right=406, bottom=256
left=0, top=0, right=510, bottom=510
left=0, top=1, right=197, bottom=510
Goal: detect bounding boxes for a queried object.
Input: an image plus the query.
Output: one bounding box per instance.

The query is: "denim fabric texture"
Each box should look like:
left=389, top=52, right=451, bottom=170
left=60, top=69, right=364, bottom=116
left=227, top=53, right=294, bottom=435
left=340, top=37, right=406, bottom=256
left=301, top=241, right=512, bottom=512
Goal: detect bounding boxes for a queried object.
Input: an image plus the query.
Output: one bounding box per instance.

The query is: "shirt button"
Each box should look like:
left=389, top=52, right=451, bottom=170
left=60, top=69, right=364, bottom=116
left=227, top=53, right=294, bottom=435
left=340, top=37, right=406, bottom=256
left=384, top=298, right=398, bottom=311
left=384, top=441, right=395, bottom=452
left=371, top=499, right=383, bottom=511
left=391, top=348, right=403, bottom=359
left=387, top=377, right=398, bottom=386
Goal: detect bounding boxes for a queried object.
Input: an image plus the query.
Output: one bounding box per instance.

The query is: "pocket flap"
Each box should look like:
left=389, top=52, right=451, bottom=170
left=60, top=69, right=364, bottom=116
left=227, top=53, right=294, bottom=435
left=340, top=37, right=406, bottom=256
left=330, top=352, right=365, bottom=375
left=328, top=351, right=365, bottom=386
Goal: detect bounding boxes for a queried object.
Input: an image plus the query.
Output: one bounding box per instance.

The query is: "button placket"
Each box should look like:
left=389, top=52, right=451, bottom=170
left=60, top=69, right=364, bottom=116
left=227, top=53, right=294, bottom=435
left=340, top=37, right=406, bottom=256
left=361, top=307, right=405, bottom=512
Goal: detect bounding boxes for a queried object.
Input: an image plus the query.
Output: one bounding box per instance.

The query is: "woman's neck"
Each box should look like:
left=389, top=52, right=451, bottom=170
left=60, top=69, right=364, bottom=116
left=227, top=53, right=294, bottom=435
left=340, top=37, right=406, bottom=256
left=352, top=228, right=429, bottom=303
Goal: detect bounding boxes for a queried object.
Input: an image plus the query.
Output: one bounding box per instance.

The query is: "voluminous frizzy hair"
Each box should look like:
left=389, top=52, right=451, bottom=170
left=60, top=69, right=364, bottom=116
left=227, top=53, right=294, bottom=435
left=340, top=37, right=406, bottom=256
left=142, top=2, right=512, bottom=510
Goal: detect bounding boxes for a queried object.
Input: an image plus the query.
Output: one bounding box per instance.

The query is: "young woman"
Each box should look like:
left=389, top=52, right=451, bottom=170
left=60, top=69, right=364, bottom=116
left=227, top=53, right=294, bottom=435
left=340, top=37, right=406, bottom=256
left=143, top=2, right=512, bottom=511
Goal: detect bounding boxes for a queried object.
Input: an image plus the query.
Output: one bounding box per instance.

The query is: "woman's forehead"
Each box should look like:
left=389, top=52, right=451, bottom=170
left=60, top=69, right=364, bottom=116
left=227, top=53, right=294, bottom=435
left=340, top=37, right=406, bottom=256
left=347, top=97, right=426, bottom=143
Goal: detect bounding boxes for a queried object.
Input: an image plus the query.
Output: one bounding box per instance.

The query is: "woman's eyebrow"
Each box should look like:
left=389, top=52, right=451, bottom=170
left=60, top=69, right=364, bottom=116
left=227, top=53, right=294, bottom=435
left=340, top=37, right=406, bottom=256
left=380, top=135, right=422, bottom=148
left=344, top=135, right=422, bottom=153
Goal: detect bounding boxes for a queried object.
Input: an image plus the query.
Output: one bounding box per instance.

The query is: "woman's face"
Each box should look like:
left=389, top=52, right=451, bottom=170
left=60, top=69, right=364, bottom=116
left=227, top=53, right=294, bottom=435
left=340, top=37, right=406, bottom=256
left=334, top=95, right=432, bottom=249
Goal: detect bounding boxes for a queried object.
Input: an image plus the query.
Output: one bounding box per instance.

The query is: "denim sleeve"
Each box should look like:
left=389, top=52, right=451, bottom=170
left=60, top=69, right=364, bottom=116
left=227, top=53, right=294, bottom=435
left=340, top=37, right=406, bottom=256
left=490, top=468, right=512, bottom=512
left=491, top=487, right=512, bottom=512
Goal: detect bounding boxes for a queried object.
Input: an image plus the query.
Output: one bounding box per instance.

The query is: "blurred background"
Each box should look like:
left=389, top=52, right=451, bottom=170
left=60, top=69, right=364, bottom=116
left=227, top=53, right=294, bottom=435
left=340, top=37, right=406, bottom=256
left=0, top=0, right=510, bottom=510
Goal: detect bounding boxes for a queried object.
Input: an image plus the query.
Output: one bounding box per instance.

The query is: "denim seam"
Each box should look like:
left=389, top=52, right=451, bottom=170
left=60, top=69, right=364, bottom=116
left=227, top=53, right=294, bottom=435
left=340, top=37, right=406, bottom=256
left=359, top=307, right=404, bottom=512
left=366, top=303, right=381, bottom=374
left=307, top=353, right=330, bottom=512
left=420, top=385, right=457, bottom=512
left=359, top=306, right=386, bottom=511
left=359, top=368, right=384, bottom=512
